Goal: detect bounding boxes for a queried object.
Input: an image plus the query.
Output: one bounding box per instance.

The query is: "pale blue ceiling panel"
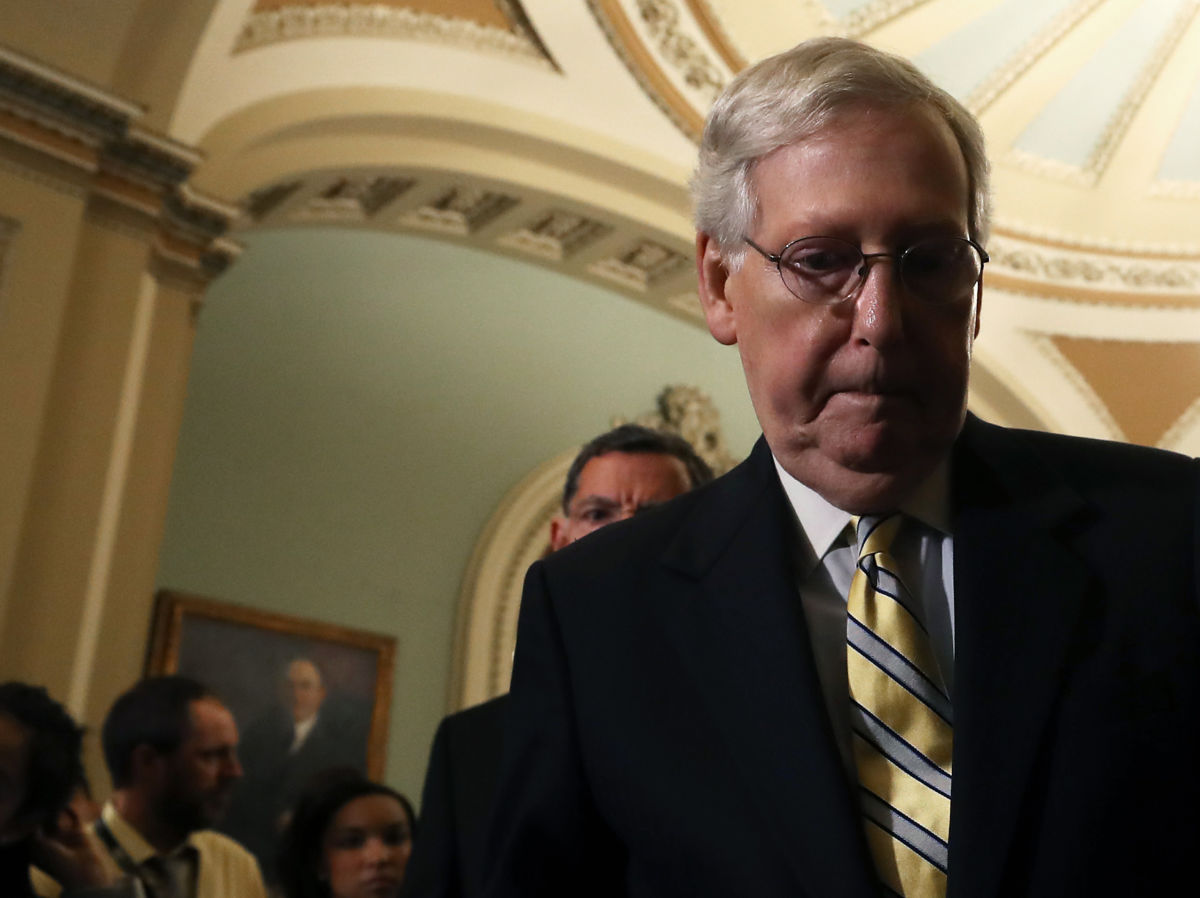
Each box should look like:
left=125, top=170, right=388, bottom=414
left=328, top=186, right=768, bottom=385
left=915, top=0, right=1078, bottom=102
left=1157, top=80, right=1200, bottom=182
left=1015, top=0, right=1187, bottom=168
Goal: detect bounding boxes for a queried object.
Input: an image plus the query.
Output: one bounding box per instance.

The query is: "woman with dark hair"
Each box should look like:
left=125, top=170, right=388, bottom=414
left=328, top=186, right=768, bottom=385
left=277, top=768, right=415, bottom=898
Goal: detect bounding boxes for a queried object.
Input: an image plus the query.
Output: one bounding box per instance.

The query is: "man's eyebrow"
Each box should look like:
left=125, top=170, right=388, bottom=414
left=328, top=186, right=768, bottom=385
left=571, top=496, right=620, bottom=512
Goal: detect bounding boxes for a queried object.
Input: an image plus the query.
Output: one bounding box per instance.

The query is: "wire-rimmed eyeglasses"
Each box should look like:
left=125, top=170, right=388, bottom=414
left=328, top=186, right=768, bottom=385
left=743, top=234, right=989, bottom=306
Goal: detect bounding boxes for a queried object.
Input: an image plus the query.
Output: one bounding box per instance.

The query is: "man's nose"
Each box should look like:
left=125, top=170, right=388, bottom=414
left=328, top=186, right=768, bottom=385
left=850, top=255, right=906, bottom=347
left=224, top=753, right=243, bottom=779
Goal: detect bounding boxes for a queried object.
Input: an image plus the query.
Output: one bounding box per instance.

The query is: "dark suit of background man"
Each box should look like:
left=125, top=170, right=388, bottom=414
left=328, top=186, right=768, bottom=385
left=402, top=424, right=714, bottom=898
left=483, top=37, right=1200, bottom=898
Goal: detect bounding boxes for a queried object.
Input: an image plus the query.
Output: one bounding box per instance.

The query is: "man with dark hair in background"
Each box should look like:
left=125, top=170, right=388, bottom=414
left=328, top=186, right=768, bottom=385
left=94, top=675, right=266, bottom=898
left=403, top=424, right=713, bottom=898
left=549, top=424, right=716, bottom=551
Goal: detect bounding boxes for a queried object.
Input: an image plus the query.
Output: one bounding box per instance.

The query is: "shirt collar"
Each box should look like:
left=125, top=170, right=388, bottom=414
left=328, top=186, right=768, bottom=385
left=771, top=454, right=953, bottom=559
left=292, top=713, right=318, bottom=750
left=102, top=800, right=198, bottom=862
left=102, top=801, right=158, bottom=865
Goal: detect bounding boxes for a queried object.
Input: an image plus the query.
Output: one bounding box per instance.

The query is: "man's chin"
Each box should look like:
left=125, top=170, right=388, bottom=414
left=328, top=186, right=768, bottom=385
left=781, top=440, right=943, bottom=513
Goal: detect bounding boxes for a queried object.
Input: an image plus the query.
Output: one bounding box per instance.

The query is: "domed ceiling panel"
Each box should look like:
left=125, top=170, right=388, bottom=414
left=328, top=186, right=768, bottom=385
left=1158, top=79, right=1200, bottom=184
left=1051, top=337, right=1200, bottom=447
left=913, top=0, right=1095, bottom=106
left=1011, top=0, right=1192, bottom=180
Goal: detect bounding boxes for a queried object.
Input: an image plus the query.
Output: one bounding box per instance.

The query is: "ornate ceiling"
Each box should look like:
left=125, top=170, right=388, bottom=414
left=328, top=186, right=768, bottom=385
left=1, top=0, right=1196, bottom=450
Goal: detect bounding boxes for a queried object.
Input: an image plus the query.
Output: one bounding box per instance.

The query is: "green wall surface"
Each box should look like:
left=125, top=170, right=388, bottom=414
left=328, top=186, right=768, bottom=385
left=156, top=228, right=761, bottom=801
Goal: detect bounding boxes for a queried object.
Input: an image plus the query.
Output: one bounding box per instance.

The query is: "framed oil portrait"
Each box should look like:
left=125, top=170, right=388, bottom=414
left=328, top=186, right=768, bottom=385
left=146, top=590, right=395, bottom=883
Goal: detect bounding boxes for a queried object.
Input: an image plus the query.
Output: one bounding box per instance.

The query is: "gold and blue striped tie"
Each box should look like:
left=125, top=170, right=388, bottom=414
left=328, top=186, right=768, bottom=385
left=847, top=514, right=952, bottom=897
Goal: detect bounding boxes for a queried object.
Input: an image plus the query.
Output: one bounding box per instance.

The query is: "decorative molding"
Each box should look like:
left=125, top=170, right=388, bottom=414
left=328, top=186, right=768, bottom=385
left=1004, top=147, right=1097, bottom=188
left=981, top=284, right=1200, bottom=342
left=618, top=383, right=737, bottom=474
left=399, top=186, right=520, bottom=236
left=232, top=169, right=701, bottom=315
left=1149, top=178, right=1200, bottom=201
left=293, top=175, right=414, bottom=223
left=987, top=234, right=1200, bottom=294
left=843, top=0, right=930, bottom=36
left=586, top=0, right=708, bottom=140
left=0, top=45, right=140, bottom=150
left=0, top=46, right=238, bottom=282
left=634, top=0, right=726, bottom=105
left=496, top=209, right=613, bottom=261
left=993, top=220, right=1200, bottom=259
left=587, top=238, right=689, bottom=290
left=233, top=4, right=555, bottom=69
left=966, top=0, right=1105, bottom=113
left=682, top=0, right=746, bottom=73
left=450, top=448, right=568, bottom=708
left=245, top=180, right=304, bottom=221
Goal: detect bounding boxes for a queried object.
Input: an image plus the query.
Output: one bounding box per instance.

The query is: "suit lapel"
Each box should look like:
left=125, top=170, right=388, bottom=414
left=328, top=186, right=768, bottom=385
left=657, top=439, right=878, bottom=898
left=947, top=417, right=1093, bottom=898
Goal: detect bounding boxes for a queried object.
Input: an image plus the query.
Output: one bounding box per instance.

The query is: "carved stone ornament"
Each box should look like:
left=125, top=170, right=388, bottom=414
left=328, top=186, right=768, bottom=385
left=497, top=209, right=613, bottom=261
left=588, top=239, right=689, bottom=291
left=618, top=383, right=736, bottom=475
left=987, top=233, right=1200, bottom=294
left=400, top=187, right=520, bottom=236
left=635, top=0, right=725, bottom=102
left=294, top=175, right=415, bottom=223
left=0, top=46, right=238, bottom=281
left=234, top=3, right=554, bottom=69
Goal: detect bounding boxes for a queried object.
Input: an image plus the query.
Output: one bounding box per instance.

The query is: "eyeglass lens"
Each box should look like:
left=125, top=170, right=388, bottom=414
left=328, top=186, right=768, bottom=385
left=778, top=236, right=983, bottom=305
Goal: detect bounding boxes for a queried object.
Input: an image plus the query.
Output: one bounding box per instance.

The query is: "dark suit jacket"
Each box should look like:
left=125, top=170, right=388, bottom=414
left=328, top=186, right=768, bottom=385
left=483, top=416, right=1200, bottom=898
left=403, top=695, right=509, bottom=898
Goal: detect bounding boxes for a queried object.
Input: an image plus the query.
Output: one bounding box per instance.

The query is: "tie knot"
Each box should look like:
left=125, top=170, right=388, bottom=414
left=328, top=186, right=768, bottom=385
left=851, top=513, right=903, bottom=561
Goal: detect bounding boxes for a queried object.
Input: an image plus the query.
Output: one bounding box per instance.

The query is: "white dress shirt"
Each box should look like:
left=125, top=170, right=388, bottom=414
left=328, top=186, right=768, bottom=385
left=772, top=456, right=956, bottom=774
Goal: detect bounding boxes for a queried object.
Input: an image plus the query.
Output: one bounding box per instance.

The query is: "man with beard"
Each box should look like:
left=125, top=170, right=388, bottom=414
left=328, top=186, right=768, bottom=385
left=94, top=676, right=266, bottom=898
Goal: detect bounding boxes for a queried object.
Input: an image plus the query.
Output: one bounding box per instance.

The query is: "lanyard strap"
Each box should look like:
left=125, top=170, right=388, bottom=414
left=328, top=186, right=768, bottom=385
left=93, top=817, right=141, bottom=876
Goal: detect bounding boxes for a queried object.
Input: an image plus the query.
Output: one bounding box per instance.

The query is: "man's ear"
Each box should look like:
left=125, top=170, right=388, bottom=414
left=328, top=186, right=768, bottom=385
left=548, top=516, right=568, bottom=553
left=696, top=233, right=738, bottom=346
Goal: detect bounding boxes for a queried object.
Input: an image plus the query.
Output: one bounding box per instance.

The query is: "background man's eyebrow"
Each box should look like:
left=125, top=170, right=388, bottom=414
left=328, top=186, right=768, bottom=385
left=573, top=496, right=621, bottom=508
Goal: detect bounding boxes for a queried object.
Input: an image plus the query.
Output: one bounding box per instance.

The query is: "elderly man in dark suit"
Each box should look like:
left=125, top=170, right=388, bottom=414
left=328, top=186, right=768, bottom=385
left=483, top=37, right=1200, bottom=898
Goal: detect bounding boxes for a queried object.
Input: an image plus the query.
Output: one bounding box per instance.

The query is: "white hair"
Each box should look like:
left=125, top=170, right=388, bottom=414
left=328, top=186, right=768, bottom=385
left=691, top=37, right=991, bottom=268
